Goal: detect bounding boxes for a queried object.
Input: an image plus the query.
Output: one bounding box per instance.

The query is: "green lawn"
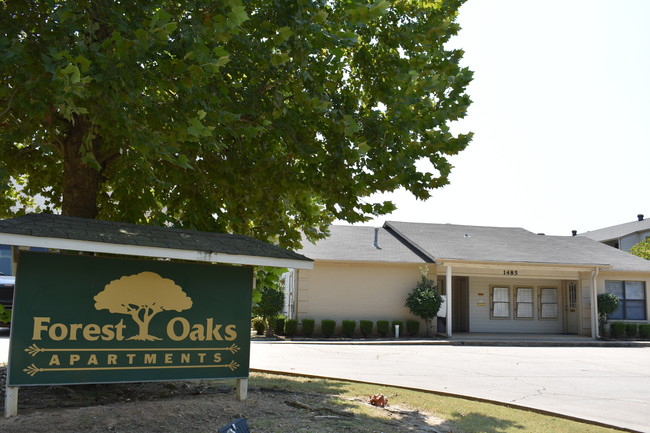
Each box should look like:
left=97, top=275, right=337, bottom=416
left=249, top=372, right=626, bottom=433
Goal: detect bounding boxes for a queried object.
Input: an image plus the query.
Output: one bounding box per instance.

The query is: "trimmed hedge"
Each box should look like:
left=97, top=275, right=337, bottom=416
left=301, top=318, right=315, bottom=337
left=252, top=317, right=265, bottom=335
left=406, top=319, right=420, bottom=337
left=342, top=320, right=356, bottom=338
left=376, top=320, right=389, bottom=337
left=360, top=320, right=373, bottom=338
left=285, top=319, right=298, bottom=337
left=640, top=324, right=650, bottom=338
left=273, top=317, right=285, bottom=336
left=609, top=322, right=626, bottom=338
left=625, top=323, right=638, bottom=339
left=321, top=319, right=336, bottom=337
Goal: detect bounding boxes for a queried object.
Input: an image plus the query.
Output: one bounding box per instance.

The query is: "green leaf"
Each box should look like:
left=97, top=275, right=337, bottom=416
left=270, top=52, right=291, bottom=67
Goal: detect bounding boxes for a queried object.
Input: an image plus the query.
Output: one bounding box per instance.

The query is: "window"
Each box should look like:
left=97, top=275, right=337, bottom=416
left=567, top=282, right=577, bottom=310
left=515, top=287, right=534, bottom=319
left=539, top=287, right=558, bottom=319
left=0, top=245, right=11, bottom=276
left=491, top=286, right=510, bottom=318
left=606, top=281, right=647, bottom=320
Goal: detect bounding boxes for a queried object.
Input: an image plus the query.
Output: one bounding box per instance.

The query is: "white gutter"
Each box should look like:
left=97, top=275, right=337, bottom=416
left=0, top=233, right=314, bottom=270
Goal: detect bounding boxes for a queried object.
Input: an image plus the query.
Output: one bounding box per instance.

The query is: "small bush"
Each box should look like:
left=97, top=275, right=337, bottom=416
left=406, top=319, right=420, bottom=336
left=252, top=317, right=265, bottom=335
left=342, top=320, right=356, bottom=338
left=321, top=319, right=336, bottom=337
left=285, top=319, right=298, bottom=337
left=391, top=320, right=404, bottom=336
left=639, top=324, right=650, bottom=338
left=272, top=316, right=285, bottom=336
left=625, top=323, right=638, bottom=339
left=360, top=320, right=373, bottom=338
left=376, top=320, right=389, bottom=337
left=301, top=318, right=315, bottom=337
left=610, top=322, right=626, bottom=339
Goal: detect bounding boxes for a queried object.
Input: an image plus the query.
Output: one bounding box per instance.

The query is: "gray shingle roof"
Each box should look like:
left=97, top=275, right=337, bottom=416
left=296, top=225, right=430, bottom=263
left=385, top=221, right=650, bottom=272
left=580, top=218, right=650, bottom=242
left=0, top=214, right=312, bottom=268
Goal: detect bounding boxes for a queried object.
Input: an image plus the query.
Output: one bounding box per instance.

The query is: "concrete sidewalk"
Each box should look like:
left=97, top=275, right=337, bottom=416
left=252, top=332, right=650, bottom=347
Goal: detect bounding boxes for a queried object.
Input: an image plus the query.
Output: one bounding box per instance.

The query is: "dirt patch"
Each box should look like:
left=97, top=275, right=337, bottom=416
left=0, top=367, right=446, bottom=433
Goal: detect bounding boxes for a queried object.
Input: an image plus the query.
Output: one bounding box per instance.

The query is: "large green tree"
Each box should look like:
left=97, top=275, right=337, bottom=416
left=0, top=0, right=472, bottom=248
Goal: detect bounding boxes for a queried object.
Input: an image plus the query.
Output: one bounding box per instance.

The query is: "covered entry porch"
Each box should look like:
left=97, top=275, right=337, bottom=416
left=435, top=260, right=605, bottom=338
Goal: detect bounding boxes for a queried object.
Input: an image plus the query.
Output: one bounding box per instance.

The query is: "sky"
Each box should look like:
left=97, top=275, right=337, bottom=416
left=344, top=0, right=650, bottom=236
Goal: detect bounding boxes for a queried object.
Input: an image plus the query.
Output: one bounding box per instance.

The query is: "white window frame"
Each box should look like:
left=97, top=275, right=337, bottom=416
left=539, top=287, right=559, bottom=320
left=514, top=286, right=535, bottom=319
left=490, top=286, right=511, bottom=319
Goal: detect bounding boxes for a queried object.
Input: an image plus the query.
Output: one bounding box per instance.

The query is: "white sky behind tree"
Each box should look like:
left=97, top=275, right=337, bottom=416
left=345, top=0, right=650, bottom=236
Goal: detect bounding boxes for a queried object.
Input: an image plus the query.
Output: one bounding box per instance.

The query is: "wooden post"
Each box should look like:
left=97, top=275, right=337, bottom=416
left=236, top=378, right=248, bottom=401
left=5, top=386, right=18, bottom=418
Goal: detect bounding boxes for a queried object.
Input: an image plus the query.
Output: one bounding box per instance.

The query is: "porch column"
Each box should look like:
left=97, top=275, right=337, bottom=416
left=591, top=268, right=599, bottom=339
left=446, top=265, right=453, bottom=337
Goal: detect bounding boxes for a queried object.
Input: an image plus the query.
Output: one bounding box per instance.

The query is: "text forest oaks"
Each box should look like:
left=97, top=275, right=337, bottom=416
left=8, top=252, right=252, bottom=386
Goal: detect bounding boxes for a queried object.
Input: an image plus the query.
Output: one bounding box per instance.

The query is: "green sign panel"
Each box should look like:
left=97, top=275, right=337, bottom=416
left=8, top=252, right=252, bottom=386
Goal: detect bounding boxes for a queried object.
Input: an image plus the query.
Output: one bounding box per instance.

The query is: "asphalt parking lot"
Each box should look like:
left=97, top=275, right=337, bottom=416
left=250, top=341, right=650, bottom=432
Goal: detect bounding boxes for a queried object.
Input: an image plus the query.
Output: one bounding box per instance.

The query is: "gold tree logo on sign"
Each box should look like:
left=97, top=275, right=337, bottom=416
left=94, top=272, right=193, bottom=341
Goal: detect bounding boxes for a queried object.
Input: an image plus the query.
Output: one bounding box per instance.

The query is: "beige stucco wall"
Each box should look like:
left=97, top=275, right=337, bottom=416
left=295, top=260, right=650, bottom=338
left=295, top=261, right=427, bottom=335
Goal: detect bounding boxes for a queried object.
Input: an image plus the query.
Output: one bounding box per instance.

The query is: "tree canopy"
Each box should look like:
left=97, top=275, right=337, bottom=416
left=0, top=0, right=473, bottom=248
left=630, top=239, right=650, bottom=260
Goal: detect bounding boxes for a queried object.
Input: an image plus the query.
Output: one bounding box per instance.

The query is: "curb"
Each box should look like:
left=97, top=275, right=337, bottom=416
left=251, top=337, right=650, bottom=348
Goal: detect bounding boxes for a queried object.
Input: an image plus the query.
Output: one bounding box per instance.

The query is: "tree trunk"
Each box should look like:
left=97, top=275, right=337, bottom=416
left=61, top=116, right=101, bottom=219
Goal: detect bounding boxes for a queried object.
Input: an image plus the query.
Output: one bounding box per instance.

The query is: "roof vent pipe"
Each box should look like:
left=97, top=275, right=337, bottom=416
left=572, top=230, right=577, bottom=236
left=373, top=227, right=381, bottom=249
left=638, top=214, right=644, bottom=221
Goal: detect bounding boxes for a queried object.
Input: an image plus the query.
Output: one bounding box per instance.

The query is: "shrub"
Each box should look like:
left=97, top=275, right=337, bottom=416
left=321, top=319, right=336, bottom=337
left=285, top=319, right=298, bottom=337
left=391, top=320, right=404, bottom=336
left=252, top=317, right=265, bottom=335
left=597, top=293, right=620, bottom=337
left=272, top=316, right=285, bottom=336
left=376, top=320, right=389, bottom=337
left=610, top=322, right=626, bottom=339
left=625, top=323, right=638, bottom=339
left=301, top=319, right=315, bottom=337
left=253, top=286, right=285, bottom=337
left=342, top=320, right=356, bottom=338
left=360, top=320, right=373, bottom=338
left=406, top=319, right=420, bottom=337
left=405, top=267, right=443, bottom=336
left=639, top=324, right=650, bottom=338
left=0, top=305, right=10, bottom=324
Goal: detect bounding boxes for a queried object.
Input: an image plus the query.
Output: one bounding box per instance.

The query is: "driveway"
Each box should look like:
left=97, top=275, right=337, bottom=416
left=250, top=341, right=650, bottom=432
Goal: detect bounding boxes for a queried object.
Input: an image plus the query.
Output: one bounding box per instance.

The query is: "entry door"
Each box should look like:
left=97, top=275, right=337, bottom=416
left=452, top=276, right=470, bottom=332
left=565, top=281, right=579, bottom=334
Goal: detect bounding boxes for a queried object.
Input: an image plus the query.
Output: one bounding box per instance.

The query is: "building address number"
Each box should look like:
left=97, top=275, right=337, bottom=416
left=503, top=270, right=518, bottom=276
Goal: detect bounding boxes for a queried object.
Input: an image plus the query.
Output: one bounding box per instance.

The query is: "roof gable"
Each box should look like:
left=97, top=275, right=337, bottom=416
left=580, top=218, right=650, bottom=242
left=296, top=225, right=430, bottom=264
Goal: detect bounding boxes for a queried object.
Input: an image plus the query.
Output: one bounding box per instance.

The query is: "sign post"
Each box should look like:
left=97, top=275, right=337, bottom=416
left=6, top=251, right=252, bottom=416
